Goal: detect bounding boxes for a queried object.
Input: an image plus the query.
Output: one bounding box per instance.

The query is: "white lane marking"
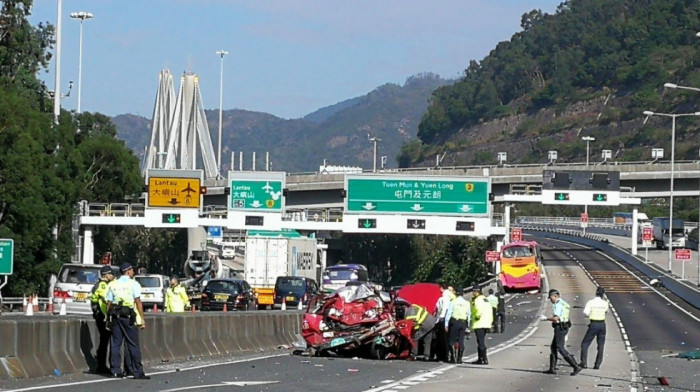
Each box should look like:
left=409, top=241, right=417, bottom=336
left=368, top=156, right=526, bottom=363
left=363, top=287, right=547, bottom=392
left=392, top=386, right=410, bottom=390
left=161, top=381, right=279, bottom=392
left=2, top=353, right=288, bottom=392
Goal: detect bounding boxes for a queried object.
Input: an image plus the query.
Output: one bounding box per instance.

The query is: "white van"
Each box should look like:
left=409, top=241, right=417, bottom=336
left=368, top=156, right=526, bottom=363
left=134, top=274, right=169, bottom=311
left=52, top=263, right=121, bottom=314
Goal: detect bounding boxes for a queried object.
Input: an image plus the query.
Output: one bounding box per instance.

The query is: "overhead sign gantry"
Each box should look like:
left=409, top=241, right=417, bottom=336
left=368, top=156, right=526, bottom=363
left=144, top=169, right=204, bottom=227
left=227, top=171, right=286, bottom=230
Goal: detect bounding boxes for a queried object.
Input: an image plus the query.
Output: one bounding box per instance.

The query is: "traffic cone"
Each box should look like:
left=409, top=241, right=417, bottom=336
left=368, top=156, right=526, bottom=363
left=32, top=294, right=39, bottom=312
left=25, top=296, right=34, bottom=316
left=22, top=295, right=27, bottom=313
left=281, top=297, right=287, bottom=311
left=191, top=304, right=196, bottom=312
left=297, top=298, right=303, bottom=310
left=223, top=303, right=227, bottom=312
left=153, top=304, right=158, bottom=313
left=59, top=298, right=67, bottom=316
left=47, top=299, right=54, bottom=313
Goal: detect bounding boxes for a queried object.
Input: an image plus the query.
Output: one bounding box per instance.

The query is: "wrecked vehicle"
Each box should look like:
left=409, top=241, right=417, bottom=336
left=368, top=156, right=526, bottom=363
left=301, top=283, right=441, bottom=359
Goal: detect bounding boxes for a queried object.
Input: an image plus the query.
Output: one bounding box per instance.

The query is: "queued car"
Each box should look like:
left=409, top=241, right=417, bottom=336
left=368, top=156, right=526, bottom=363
left=52, top=263, right=121, bottom=314
left=273, top=276, right=320, bottom=309
left=134, top=274, right=168, bottom=311
left=200, top=278, right=257, bottom=311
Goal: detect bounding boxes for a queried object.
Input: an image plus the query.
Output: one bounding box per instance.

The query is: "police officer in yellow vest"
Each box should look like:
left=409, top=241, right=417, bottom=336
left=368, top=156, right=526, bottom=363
left=540, top=289, right=582, bottom=376
left=444, top=287, right=470, bottom=363
left=90, top=265, right=115, bottom=374
left=470, top=285, right=493, bottom=365
left=165, top=276, right=190, bottom=313
left=579, top=287, right=609, bottom=369
left=405, top=304, right=438, bottom=360
left=106, top=263, right=150, bottom=380
left=486, top=289, right=498, bottom=333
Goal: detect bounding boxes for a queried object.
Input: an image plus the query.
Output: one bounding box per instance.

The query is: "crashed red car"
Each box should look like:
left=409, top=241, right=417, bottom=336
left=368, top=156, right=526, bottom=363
left=301, top=283, right=442, bottom=359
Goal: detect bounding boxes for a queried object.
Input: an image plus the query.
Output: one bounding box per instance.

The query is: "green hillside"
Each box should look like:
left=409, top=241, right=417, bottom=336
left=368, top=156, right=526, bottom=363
left=402, top=0, right=700, bottom=167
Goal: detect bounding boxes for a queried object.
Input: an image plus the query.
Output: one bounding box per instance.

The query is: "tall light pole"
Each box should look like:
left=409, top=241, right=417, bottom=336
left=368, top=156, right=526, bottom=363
left=369, top=137, right=381, bottom=172
left=581, top=136, right=595, bottom=234
left=216, top=50, right=228, bottom=174
left=665, top=80, right=700, bottom=285
left=643, top=110, right=700, bottom=272
left=70, top=11, right=93, bottom=114
left=53, top=0, right=63, bottom=123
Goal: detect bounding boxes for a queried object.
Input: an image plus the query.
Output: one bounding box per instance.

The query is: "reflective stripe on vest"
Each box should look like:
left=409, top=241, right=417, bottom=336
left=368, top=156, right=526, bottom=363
left=406, top=305, right=428, bottom=328
left=589, top=300, right=608, bottom=321
left=109, top=279, right=135, bottom=308
left=452, top=299, right=469, bottom=321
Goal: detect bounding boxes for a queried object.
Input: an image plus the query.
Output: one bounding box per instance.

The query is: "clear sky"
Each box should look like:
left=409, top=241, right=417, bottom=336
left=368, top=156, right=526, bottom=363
left=29, top=0, right=561, bottom=120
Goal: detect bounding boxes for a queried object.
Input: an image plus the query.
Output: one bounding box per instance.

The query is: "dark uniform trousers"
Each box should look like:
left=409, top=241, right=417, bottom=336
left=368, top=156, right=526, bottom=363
left=449, top=319, right=467, bottom=349
left=580, top=320, right=606, bottom=368
left=111, top=316, right=144, bottom=377
left=474, top=328, right=488, bottom=355
left=549, top=323, right=578, bottom=370
left=94, top=314, right=110, bottom=371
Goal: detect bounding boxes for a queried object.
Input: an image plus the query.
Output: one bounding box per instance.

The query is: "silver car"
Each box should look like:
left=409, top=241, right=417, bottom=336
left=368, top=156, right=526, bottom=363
left=52, top=263, right=121, bottom=314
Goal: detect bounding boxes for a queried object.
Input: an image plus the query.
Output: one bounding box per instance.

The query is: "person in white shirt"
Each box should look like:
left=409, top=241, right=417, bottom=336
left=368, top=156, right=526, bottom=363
left=433, top=285, right=455, bottom=361
left=579, top=287, right=609, bottom=369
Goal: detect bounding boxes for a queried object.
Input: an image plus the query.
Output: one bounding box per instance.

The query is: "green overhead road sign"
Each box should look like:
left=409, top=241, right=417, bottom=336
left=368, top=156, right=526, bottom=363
left=346, top=176, right=490, bottom=216
left=0, top=239, right=14, bottom=275
left=230, top=180, right=284, bottom=211
left=593, top=193, right=608, bottom=202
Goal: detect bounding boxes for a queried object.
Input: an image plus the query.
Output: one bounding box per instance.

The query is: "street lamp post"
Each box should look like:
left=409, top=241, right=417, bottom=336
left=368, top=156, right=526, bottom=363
left=643, top=110, right=700, bottom=273
left=369, top=137, right=381, bottom=172
left=70, top=11, right=93, bottom=114
left=581, top=136, right=595, bottom=234
left=215, top=50, right=228, bottom=174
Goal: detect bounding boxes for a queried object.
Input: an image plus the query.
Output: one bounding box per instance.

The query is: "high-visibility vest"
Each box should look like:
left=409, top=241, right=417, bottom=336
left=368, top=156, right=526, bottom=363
left=108, top=279, right=136, bottom=308
left=90, top=280, right=109, bottom=315
left=471, top=295, right=494, bottom=329
left=559, top=299, right=571, bottom=323
left=586, top=297, right=609, bottom=321
left=487, top=294, right=498, bottom=309
left=166, top=284, right=190, bottom=313
left=452, top=298, right=469, bottom=321
left=406, top=305, right=428, bottom=329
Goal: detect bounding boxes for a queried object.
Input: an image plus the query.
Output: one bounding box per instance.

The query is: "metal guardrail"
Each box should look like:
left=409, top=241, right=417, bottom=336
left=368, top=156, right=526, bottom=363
left=1, top=297, right=52, bottom=312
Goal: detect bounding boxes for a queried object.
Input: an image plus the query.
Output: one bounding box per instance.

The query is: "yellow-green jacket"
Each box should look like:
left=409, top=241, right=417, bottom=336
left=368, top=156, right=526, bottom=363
left=165, top=284, right=190, bottom=312
left=90, top=280, right=109, bottom=316
left=471, top=294, right=494, bottom=330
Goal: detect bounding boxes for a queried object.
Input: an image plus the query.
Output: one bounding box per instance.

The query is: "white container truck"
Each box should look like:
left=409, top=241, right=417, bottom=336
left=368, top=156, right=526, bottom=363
left=652, top=217, right=686, bottom=249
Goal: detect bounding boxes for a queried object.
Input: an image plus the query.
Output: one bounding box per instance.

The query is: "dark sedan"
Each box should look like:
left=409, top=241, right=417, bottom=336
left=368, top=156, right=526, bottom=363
left=200, top=278, right=257, bottom=311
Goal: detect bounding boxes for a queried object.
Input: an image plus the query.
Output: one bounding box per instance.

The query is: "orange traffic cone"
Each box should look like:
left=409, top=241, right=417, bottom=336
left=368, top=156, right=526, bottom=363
left=297, top=297, right=303, bottom=310
left=191, top=304, right=196, bottom=312
left=223, top=303, right=228, bottom=312
left=47, top=299, right=54, bottom=313
left=32, top=294, right=39, bottom=312
left=281, top=297, right=287, bottom=311
left=22, top=295, right=27, bottom=313
left=152, top=304, right=158, bottom=313
left=59, top=298, right=67, bottom=315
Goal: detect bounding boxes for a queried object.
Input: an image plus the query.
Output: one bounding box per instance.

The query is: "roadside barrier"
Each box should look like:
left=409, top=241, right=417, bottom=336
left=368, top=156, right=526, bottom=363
left=0, top=311, right=303, bottom=379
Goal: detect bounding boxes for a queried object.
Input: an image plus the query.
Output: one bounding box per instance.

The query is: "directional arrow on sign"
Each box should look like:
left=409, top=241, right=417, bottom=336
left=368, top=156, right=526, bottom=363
left=363, top=219, right=373, bottom=228
left=459, top=204, right=472, bottom=213
left=167, top=214, right=176, bottom=223
left=169, top=198, right=179, bottom=205
left=361, top=202, right=376, bottom=210
left=410, top=203, right=424, bottom=211
left=250, top=200, right=263, bottom=208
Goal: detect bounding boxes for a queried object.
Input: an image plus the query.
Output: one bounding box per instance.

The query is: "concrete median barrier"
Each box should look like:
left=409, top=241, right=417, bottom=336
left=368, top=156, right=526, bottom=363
left=0, top=310, right=303, bottom=380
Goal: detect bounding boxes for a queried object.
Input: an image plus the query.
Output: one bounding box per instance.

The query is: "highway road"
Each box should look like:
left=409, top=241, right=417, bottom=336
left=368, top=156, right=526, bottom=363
left=541, top=238, right=700, bottom=391
left=0, top=293, right=542, bottom=392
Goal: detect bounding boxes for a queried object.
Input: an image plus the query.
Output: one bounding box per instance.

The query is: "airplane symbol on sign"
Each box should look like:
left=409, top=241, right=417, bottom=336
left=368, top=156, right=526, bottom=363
left=182, top=182, right=197, bottom=197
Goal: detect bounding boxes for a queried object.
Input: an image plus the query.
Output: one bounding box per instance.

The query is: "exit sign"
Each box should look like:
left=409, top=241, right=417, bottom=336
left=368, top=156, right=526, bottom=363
left=592, top=193, right=608, bottom=202
left=161, top=213, right=181, bottom=224
left=358, top=218, right=377, bottom=229
left=0, top=239, right=14, bottom=275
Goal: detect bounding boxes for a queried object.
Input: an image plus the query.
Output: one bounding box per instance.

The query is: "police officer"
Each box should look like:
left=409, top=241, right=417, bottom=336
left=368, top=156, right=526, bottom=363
left=405, top=304, right=438, bottom=361
left=445, top=287, right=470, bottom=363
left=106, top=263, right=150, bottom=380
left=579, top=287, right=609, bottom=369
left=470, top=286, right=493, bottom=365
left=165, top=276, right=190, bottom=313
left=540, top=289, right=582, bottom=376
left=486, top=289, right=498, bottom=333
left=90, top=265, right=115, bottom=374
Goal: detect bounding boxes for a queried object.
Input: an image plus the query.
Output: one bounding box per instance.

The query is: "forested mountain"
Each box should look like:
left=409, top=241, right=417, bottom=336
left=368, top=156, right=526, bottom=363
left=402, top=0, right=700, bottom=167
left=113, top=73, right=450, bottom=173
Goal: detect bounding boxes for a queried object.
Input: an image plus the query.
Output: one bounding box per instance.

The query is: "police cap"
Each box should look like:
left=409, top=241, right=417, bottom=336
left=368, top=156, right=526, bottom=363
left=456, top=287, right=464, bottom=295
left=171, top=275, right=180, bottom=282
left=548, top=289, right=560, bottom=297
left=470, top=285, right=481, bottom=293
left=100, top=265, right=112, bottom=276
left=596, top=287, right=605, bottom=296
left=120, top=262, right=133, bottom=273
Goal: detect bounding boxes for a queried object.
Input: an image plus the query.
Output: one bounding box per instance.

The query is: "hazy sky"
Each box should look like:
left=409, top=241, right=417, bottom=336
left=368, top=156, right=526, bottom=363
left=29, top=1, right=561, bottom=119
